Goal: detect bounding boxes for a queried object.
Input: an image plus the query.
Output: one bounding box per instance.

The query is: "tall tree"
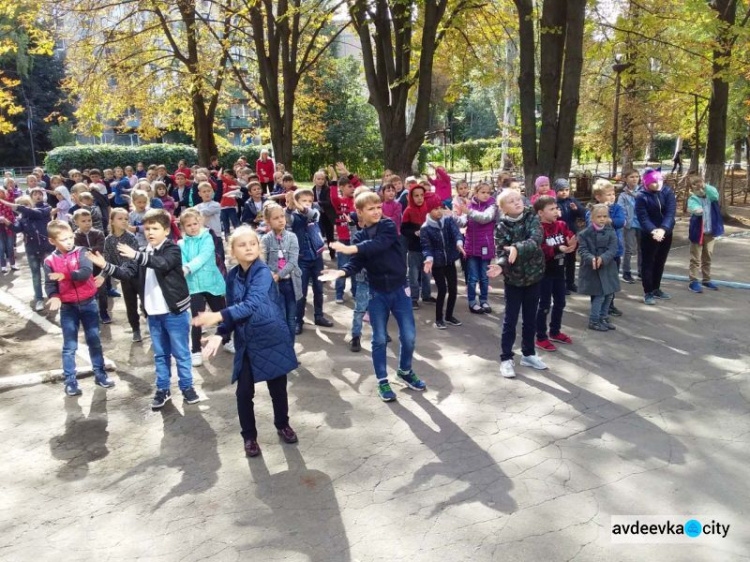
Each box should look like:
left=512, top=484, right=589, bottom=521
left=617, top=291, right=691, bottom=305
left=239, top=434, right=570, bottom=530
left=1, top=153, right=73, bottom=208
left=348, top=0, right=483, bottom=176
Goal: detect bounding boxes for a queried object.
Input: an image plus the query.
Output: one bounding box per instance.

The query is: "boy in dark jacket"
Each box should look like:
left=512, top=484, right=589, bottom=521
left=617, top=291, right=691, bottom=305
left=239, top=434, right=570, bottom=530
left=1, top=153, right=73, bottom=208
left=489, top=189, right=546, bottom=378
left=421, top=198, right=465, bottom=329
left=72, top=208, right=110, bottom=324
left=554, top=178, right=585, bottom=293
left=321, top=191, right=426, bottom=403
left=534, top=196, right=577, bottom=351
left=0, top=188, right=53, bottom=310
left=89, top=209, right=200, bottom=409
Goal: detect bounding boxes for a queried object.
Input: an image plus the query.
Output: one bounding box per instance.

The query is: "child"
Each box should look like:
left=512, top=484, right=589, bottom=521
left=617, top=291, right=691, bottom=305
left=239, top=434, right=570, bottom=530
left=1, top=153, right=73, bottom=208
left=394, top=175, right=410, bottom=209
left=129, top=189, right=150, bottom=247
left=401, top=182, right=434, bottom=308
left=530, top=176, right=552, bottom=204
left=380, top=181, right=403, bottom=235
left=421, top=198, right=465, bottom=329
left=686, top=175, right=724, bottom=293
left=617, top=168, right=642, bottom=283
left=426, top=163, right=453, bottom=204
left=587, top=179, right=625, bottom=317
left=635, top=169, right=676, bottom=305
left=256, top=149, right=276, bottom=194
left=311, top=170, right=336, bottom=256
left=43, top=220, right=115, bottom=395
left=171, top=172, right=190, bottom=215
left=260, top=203, right=302, bottom=341
left=72, top=209, right=110, bottom=324
left=90, top=209, right=200, bottom=408
left=488, top=189, right=546, bottom=378
left=455, top=182, right=496, bottom=314
left=218, top=171, right=242, bottom=240
left=241, top=181, right=267, bottom=227
left=178, top=208, right=229, bottom=365
left=554, top=178, right=585, bottom=292
left=533, top=196, right=577, bottom=351
left=0, top=187, right=17, bottom=273
left=285, top=189, right=333, bottom=334
left=0, top=188, right=53, bottom=310
left=195, top=226, right=298, bottom=457
left=195, top=181, right=222, bottom=236
left=452, top=179, right=471, bottom=282
left=78, top=192, right=104, bottom=232
left=330, top=176, right=358, bottom=303
left=154, top=182, right=176, bottom=215
left=104, top=208, right=143, bottom=342
left=321, top=191, right=426, bottom=402
left=577, top=204, right=621, bottom=331
left=53, top=185, right=73, bottom=223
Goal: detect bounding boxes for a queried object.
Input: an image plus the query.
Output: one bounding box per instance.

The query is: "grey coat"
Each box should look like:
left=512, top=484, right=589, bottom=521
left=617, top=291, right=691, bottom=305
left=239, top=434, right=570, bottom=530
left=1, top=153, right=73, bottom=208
left=261, top=230, right=303, bottom=301
left=577, top=225, right=621, bottom=296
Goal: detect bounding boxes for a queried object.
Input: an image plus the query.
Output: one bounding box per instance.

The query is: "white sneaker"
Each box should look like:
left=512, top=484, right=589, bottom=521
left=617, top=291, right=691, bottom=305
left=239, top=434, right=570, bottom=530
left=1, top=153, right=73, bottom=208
left=520, top=354, right=548, bottom=370
left=1, top=266, right=7, bottom=274
left=34, top=300, right=44, bottom=312
left=191, top=352, right=203, bottom=367
left=223, top=340, right=235, bottom=353
left=10, top=264, right=19, bottom=271
left=500, top=359, right=516, bottom=378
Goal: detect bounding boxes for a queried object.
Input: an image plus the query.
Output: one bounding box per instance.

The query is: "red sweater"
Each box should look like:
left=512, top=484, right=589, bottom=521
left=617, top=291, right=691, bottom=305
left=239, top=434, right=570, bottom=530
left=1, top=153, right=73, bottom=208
left=256, top=158, right=275, bottom=183
left=330, top=188, right=354, bottom=241
left=541, top=219, right=575, bottom=277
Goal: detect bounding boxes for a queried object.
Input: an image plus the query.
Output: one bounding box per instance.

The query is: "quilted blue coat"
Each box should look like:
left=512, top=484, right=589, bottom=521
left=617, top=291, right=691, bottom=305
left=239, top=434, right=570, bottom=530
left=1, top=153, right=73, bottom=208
left=217, top=259, right=298, bottom=384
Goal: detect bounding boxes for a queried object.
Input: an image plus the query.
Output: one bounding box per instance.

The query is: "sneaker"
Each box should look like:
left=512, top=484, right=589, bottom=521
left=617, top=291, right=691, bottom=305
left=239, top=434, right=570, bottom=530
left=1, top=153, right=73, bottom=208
left=100, top=312, right=112, bottom=324
left=622, top=272, right=635, bottom=284
left=107, top=288, right=121, bottom=298
left=277, top=426, right=298, bottom=444
left=132, top=329, right=143, bottom=343
left=314, top=317, right=334, bottom=327
left=653, top=289, right=671, bottom=300
left=95, top=374, right=115, bottom=388
left=295, top=323, right=303, bottom=335
left=434, top=320, right=447, bottom=330
left=469, top=303, right=483, bottom=314
left=34, top=300, right=44, bottom=312
left=151, top=388, right=171, bottom=409
left=500, top=359, right=516, bottom=379
left=689, top=280, right=703, bottom=293
left=588, top=321, right=609, bottom=331
left=10, top=264, right=19, bottom=271
left=643, top=293, right=656, bottom=305
left=191, top=352, right=203, bottom=367
left=535, top=338, right=557, bottom=352
left=182, top=387, right=200, bottom=404
left=702, top=281, right=719, bottom=291
left=1, top=266, right=7, bottom=274
left=445, top=316, right=463, bottom=326
left=378, top=380, right=397, bottom=402
left=244, top=439, right=261, bottom=457
left=480, top=302, right=492, bottom=314
left=520, top=354, right=548, bottom=370
left=223, top=340, right=235, bottom=353
left=601, top=318, right=617, bottom=331
left=549, top=332, right=573, bottom=344
left=567, top=284, right=578, bottom=293
left=411, top=300, right=420, bottom=310
left=65, top=380, right=82, bottom=396
left=422, top=296, right=437, bottom=304
left=608, top=305, right=623, bottom=317
left=335, top=298, right=345, bottom=304
left=396, top=369, right=427, bottom=391
left=350, top=335, right=361, bottom=352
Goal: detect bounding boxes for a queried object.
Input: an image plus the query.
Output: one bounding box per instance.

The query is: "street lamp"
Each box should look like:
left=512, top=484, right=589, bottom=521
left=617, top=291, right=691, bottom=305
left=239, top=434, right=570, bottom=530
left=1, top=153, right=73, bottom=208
left=611, top=47, right=632, bottom=178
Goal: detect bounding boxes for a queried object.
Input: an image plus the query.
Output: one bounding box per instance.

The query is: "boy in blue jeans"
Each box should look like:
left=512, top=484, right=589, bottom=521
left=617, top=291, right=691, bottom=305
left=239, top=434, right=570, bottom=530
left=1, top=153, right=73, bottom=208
left=320, top=191, right=425, bottom=402
left=89, top=209, right=199, bottom=409
left=43, top=220, right=114, bottom=396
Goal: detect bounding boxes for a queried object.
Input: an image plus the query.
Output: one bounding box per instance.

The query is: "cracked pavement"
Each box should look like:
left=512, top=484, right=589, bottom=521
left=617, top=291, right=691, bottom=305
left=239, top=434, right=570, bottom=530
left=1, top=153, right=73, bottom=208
left=1, top=228, right=749, bottom=561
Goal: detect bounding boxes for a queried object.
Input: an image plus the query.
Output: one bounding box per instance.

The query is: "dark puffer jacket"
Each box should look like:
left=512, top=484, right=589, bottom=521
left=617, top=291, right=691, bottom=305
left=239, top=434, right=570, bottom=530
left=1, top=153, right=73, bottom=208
left=12, top=203, right=54, bottom=256
left=494, top=207, right=545, bottom=287
left=420, top=215, right=464, bottom=268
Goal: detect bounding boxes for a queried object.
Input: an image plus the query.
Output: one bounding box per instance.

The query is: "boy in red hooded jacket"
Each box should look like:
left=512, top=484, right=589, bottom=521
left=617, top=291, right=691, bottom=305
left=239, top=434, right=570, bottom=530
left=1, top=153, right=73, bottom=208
left=401, top=183, right=436, bottom=308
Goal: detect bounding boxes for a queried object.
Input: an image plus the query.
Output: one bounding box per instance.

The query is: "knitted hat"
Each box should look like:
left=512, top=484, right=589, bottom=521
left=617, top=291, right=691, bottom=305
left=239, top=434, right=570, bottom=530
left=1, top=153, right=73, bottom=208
left=425, top=196, right=445, bottom=212
left=535, top=175, right=550, bottom=189
left=642, top=168, right=662, bottom=188
left=553, top=178, right=570, bottom=191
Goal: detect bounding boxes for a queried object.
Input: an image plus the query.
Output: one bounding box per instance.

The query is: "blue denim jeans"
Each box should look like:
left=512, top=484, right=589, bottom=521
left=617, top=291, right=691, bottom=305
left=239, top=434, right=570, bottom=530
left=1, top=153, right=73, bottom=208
left=466, top=257, right=490, bottom=306
left=148, top=310, right=193, bottom=391
left=297, top=256, right=324, bottom=323
left=352, top=276, right=370, bottom=338
left=501, top=282, right=541, bottom=361
left=277, top=279, right=297, bottom=342
left=220, top=207, right=240, bottom=239
left=60, top=300, right=106, bottom=381
left=369, top=285, right=416, bottom=381
left=26, top=251, right=45, bottom=301
left=0, top=229, right=15, bottom=268
left=536, top=276, right=566, bottom=340
left=590, top=294, right=614, bottom=324
left=336, top=241, right=357, bottom=300
left=407, top=250, right=431, bottom=302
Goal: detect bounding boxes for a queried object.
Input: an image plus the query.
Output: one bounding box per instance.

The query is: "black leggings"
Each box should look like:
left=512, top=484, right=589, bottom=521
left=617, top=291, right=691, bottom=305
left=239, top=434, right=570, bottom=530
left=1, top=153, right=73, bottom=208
left=190, top=292, right=227, bottom=353
left=121, top=277, right=141, bottom=331
left=320, top=213, right=335, bottom=245
left=432, top=262, right=458, bottom=323
left=236, top=358, right=289, bottom=440
left=640, top=232, right=673, bottom=294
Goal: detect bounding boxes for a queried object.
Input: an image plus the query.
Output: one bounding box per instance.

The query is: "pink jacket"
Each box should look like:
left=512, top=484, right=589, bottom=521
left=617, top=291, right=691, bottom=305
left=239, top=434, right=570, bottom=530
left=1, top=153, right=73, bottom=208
left=428, top=167, right=452, bottom=202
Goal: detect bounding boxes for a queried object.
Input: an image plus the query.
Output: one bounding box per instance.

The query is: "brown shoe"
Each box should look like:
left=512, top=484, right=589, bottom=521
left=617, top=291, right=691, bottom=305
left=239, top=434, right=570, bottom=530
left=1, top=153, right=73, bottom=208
left=277, top=426, right=298, bottom=444
left=244, top=439, right=261, bottom=457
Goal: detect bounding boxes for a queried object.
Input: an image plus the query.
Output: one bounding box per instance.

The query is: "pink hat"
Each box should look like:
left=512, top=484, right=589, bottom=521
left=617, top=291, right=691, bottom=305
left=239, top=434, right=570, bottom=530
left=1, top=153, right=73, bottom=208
left=642, top=169, right=662, bottom=187
left=535, top=175, right=550, bottom=188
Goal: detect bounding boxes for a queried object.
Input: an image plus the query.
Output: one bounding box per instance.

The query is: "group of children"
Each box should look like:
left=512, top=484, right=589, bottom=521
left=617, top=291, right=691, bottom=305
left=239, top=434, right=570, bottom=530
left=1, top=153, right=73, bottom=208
left=0, top=159, right=725, bottom=457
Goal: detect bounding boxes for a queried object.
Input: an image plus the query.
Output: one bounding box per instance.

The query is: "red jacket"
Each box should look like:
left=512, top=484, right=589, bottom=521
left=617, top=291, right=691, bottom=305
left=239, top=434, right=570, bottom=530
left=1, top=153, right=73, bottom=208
left=44, top=248, right=98, bottom=303
left=256, top=158, right=275, bottom=183
left=330, top=188, right=355, bottom=241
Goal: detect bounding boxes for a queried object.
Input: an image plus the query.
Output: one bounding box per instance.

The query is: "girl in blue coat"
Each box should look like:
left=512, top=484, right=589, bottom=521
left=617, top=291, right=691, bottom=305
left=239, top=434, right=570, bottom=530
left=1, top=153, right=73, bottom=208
left=195, top=226, right=299, bottom=458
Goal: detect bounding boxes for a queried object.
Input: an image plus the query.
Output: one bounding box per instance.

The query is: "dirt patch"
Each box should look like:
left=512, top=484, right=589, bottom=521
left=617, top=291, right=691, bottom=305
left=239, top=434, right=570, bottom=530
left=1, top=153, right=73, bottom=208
left=0, top=306, right=60, bottom=377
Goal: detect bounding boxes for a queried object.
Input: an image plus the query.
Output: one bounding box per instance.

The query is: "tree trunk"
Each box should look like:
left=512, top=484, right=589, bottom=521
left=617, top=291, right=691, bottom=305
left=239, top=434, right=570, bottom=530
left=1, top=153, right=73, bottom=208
left=192, top=98, right=217, bottom=166
left=514, top=0, right=538, bottom=186
left=732, top=138, right=743, bottom=169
